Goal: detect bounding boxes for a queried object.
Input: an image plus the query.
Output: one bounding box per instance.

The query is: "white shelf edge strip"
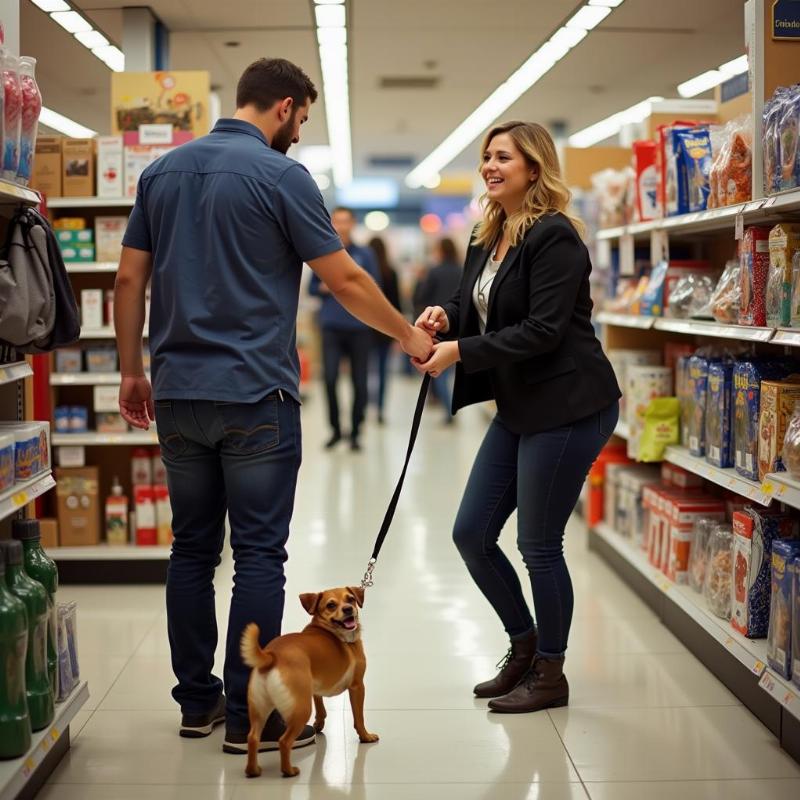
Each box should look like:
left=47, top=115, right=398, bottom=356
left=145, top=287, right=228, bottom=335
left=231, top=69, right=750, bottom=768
left=52, top=433, right=158, bottom=446
left=0, top=362, right=33, bottom=386
left=64, top=262, right=117, bottom=274
left=48, top=545, right=171, bottom=560
left=759, top=669, right=800, bottom=722
left=48, top=197, right=135, bottom=208
left=0, top=473, right=56, bottom=523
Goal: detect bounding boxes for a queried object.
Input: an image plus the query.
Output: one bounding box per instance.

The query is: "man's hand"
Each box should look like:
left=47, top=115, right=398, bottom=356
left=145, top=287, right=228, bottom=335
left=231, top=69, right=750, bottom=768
left=415, top=306, right=449, bottom=336
left=119, top=375, right=154, bottom=430
left=412, top=340, right=461, bottom=378
left=400, top=324, right=434, bottom=361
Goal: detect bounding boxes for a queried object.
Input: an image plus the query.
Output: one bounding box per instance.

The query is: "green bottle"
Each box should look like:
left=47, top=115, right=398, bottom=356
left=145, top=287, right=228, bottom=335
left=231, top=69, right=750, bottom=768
left=0, top=549, right=32, bottom=759
left=12, top=521, right=58, bottom=699
left=1, top=541, right=53, bottom=731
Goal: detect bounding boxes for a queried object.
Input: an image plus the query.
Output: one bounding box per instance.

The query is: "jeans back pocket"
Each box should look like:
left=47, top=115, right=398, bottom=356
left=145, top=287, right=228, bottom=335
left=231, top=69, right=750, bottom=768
left=214, top=395, right=280, bottom=455
left=154, top=401, right=188, bottom=459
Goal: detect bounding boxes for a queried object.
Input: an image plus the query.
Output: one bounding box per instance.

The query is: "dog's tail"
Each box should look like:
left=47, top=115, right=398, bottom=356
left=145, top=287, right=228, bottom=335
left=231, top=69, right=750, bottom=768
left=240, top=623, right=275, bottom=671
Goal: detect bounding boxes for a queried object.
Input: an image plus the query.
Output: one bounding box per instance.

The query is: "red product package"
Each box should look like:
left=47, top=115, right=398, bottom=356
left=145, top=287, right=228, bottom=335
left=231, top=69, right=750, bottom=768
left=738, top=226, right=772, bottom=326
left=633, top=140, right=658, bottom=222
left=664, top=342, right=695, bottom=375
left=134, top=485, right=157, bottom=546
left=668, top=496, right=725, bottom=583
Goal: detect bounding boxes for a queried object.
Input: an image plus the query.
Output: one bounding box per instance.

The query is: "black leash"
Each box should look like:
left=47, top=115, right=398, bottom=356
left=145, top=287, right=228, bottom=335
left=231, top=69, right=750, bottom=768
left=361, top=372, right=432, bottom=589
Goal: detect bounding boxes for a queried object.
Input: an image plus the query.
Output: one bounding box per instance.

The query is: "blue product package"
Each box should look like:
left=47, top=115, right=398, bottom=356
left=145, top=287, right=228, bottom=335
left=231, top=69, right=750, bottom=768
left=767, top=539, right=800, bottom=679
left=639, top=261, right=669, bottom=317
left=69, top=407, right=89, bottom=433
left=54, top=406, right=71, bottom=433
left=687, top=355, right=721, bottom=457
left=793, top=556, right=800, bottom=688
left=706, top=362, right=734, bottom=467
left=734, top=360, right=800, bottom=481
left=778, top=89, right=800, bottom=191
left=672, top=127, right=713, bottom=215
left=0, top=432, right=14, bottom=491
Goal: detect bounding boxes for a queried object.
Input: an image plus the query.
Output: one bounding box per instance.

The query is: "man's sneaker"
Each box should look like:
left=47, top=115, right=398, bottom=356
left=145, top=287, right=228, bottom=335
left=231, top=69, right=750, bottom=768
left=223, top=710, right=316, bottom=753
left=179, top=695, right=226, bottom=738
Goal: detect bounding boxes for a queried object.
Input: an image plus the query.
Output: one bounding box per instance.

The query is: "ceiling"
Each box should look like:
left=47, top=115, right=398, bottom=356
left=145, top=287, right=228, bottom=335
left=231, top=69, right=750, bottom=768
left=22, top=0, right=745, bottom=187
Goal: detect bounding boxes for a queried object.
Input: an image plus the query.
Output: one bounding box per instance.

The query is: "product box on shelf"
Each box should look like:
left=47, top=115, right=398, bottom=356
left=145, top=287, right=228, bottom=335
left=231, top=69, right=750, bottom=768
left=135, top=485, right=157, bottom=545
left=767, top=539, right=800, bottom=679
left=56, top=466, right=100, bottom=546
left=633, top=140, right=658, bottom=222
left=124, top=145, right=171, bottom=198
left=619, top=469, right=659, bottom=544
left=55, top=445, right=85, bottom=468
left=767, top=224, right=800, bottom=328
left=81, top=289, right=103, bottom=329
left=61, top=244, right=95, bottom=263
left=0, top=422, right=50, bottom=481
left=669, top=126, right=713, bottom=215
left=61, top=138, right=95, bottom=197
left=96, top=412, right=127, bottom=433
left=668, top=464, right=704, bottom=489
left=687, top=355, right=720, bottom=457
left=93, top=385, right=119, bottom=413
left=739, top=227, right=772, bottom=327
left=626, top=365, right=673, bottom=460
left=667, top=495, right=725, bottom=583
left=96, top=136, right=123, bottom=197
left=706, top=362, right=734, bottom=468
left=732, top=509, right=800, bottom=638
left=53, top=217, right=87, bottom=231
left=55, top=347, right=82, bottom=374
left=95, top=216, right=127, bottom=263
left=38, top=518, right=58, bottom=550
left=85, top=347, right=118, bottom=373
left=31, top=136, right=62, bottom=197
left=0, top=432, right=14, bottom=491
left=758, top=379, right=800, bottom=479
left=56, top=229, right=93, bottom=245
left=793, top=556, right=800, bottom=689
left=607, top=349, right=662, bottom=421
left=154, top=485, right=172, bottom=546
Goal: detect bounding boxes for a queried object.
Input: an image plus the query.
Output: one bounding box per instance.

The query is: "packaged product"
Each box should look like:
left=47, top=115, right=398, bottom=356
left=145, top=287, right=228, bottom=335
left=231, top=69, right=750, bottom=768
left=1, top=51, right=22, bottom=181
left=628, top=275, right=650, bottom=316
left=96, top=413, right=127, bottom=433
left=672, top=127, right=713, bottom=214
left=95, top=216, right=127, bottom=262
left=734, top=360, right=799, bottom=481
left=793, top=556, right=800, bottom=688
left=666, top=273, right=716, bottom=319
left=633, top=140, right=658, bottom=221
left=709, top=259, right=742, bottom=324
left=677, top=355, right=693, bottom=446
left=778, top=87, right=800, bottom=191
left=658, top=122, right=699, bottom=217
left=604, top=462, right=628, bottom=532
left=784, top=401, right=800, bottom=481
left=668, top=496, right=725, bottom=584
left=625, top=365, right=673, bottom=460
left=16, top=57, right=40, bottom=186
left=85, top=347, right=118, bottom=373
left=767, top=539, right=800, bottom=679
left=739, top=226, right=772, bottom=327
left=708, top=117, right=753, bottom=207
left=69, top=407, right=88, bottom=433
left=731, top=509, right=799, bottom=638
left=0, top=431, right=14, bottom=491
left=689, top=516, right=718, bottom=593
left=767, top=224, right=800, bottom=327
left=763, top=89, right=789, bottom=195
left=664, top=342, right=696, bottom=374
left=704, top=523, right=734, bottom=619
left=758, top=379, right=800, bottom=479
left=687, top=355, right=719, bottom=457
left=791, top=251, right=800, bottom=328
left=0, top=422, right=41, bottom=481
left=639, top=261, right=668, bottom=317
left=639, top=397, right=680, bottom=463
left=55, top=348, right=82, bottom=374
left=705, top=362, right=734, bottom=468
left=56, top=603, right=76, bottom=700
left=592, top=167, right=635, bottom=228
left=135, top=485, right=157, bottom=546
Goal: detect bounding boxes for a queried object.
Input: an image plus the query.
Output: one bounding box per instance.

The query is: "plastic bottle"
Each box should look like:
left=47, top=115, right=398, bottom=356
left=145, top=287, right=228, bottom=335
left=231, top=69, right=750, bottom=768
left=1, top=51, right=22, bottom=181
left=106, top=477, right=129, bottom=546
left=134, top=485, right=157, bottom=546
left=0, top=541, right=53, bottom=731
left=131, top=447, right=152, bottom=486
left=12, top=520, right=58, bottom=699
left=16, top=56, right=41, bottom=186
left=0, top=548, right=31, bottom=759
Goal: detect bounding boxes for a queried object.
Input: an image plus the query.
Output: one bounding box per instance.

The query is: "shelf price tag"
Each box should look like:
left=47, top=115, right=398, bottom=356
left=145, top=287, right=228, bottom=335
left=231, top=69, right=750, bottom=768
left=22, top=756, right=35, bottom=777
left=752, top=660, right=766, bottom=675
left=11, top=491, right=29, bottom=508
left=760, top=670, right=777, bottom=694
left=0, top=368, right=7, bottom=382
left=735, top=211, right=745, bottom=240
left=619, top=233, right=635, bottom=277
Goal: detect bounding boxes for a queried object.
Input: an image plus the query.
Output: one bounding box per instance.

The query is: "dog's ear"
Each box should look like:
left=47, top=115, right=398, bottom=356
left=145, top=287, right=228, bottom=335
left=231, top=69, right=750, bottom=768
left=348, top=586, right=365, bottom=608
left=299, top=592, right=321, bottom=615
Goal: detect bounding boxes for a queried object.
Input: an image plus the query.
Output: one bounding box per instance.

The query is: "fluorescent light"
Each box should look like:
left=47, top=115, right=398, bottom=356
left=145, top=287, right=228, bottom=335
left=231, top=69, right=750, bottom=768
left=314, top=0, right=344, bottom=4
left=364, top=211, right=390, bottom=231
left=312, top=173, right=331, bottom=191
left=50, top=10, right=92, bottom=33
left=74, top=30, right=109, bottom=49
left=589, top=0, right=624, bottom=7
left=719, top=55, right=748, bottom=76
left=92, top=44, right=125, bottom=72
left=317, top=27, right=346, bottom=46
left=422, top=173, right=441, bottom=189
left=568, top=96, right=663, bottom=148
left=566, top=6, right=611, bottom=31
left=315, top=4, right=345, bottom=27
left=39, top=106, right=97, bottom=137
left=678, top=54, right=747, bottom=98
left=30, top=0, right=70, bottom=11
left=549, top=26, right=588, bottom=50
left=318, top=39, right=352, bottom=187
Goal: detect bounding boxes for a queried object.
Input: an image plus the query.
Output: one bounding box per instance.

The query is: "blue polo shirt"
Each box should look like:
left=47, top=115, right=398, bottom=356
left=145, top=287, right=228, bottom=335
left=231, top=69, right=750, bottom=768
left=122, top=118, right=343, bottom=403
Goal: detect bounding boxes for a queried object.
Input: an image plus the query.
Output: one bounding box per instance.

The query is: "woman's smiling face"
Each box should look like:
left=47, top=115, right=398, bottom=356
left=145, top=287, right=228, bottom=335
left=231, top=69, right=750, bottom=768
left=481, top=132, right=539, bottom=211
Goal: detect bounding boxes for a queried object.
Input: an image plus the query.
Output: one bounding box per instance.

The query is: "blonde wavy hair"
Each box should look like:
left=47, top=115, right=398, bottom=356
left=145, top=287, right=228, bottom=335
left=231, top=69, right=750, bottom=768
left=473, top=120, right=585, bottom=249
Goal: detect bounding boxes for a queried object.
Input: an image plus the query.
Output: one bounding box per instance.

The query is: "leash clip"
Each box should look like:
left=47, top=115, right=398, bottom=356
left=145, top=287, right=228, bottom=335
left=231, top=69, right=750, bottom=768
left=360, top=558, right=377, bottom=589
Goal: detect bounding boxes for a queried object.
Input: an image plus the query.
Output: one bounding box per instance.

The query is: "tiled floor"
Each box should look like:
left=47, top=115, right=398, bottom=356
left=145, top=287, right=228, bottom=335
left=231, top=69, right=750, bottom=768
left=42, top=378, right=800, bottom=799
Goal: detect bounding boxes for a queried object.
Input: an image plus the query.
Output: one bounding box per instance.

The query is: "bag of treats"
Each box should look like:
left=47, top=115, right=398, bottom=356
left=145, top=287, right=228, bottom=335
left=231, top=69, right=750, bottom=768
left=666, top=273, right=716, bottom=319
left=687, top=355, right=721, bottom=457
left=709, top=259, right=742, bottom=324
left=704, top=523, right=734, bottom=619
left=705, top=362, right=734, bottom=467
left=782, top=400, right=800, bottom=481
left=689, top=516, right=718, bottom=593
left=638, top=397, right=680, bottom=462
left=792, top=555, right=800, bottom=689
left=768, top=224, right=800, bottom=327
left=767, top=539, right=800, bottom=679
left=673, top=127, right=713, bottom=213
left=724, top=123, right=753, bottom=206
left=763, top=89, right=789, bottom=195
left=778, top=87, right=800, bottom=191
left=739, top=226, right=772, bottom=327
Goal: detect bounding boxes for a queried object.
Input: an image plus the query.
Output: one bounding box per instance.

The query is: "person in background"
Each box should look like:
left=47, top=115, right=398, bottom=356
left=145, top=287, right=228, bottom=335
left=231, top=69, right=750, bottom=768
left=368, top=236, right=402, bottom=424
left=309, top=207, right=380, bottom=451
left=414, top=237, right=463, bottom=424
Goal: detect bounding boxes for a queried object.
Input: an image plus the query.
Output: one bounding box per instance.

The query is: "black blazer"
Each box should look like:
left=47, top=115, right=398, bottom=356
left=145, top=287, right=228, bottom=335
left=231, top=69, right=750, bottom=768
left=442, top=212, right=620, bottom=435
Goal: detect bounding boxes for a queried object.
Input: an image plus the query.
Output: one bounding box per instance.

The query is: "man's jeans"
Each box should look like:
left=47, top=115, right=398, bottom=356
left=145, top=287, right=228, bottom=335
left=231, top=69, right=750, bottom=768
left=154, top=392, right=301, bottom=733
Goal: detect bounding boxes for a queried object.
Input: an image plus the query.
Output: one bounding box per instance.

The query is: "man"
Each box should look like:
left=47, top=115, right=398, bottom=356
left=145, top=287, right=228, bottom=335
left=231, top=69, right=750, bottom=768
left=309, top=207, right=378, bottom=452
left=114, top=58, right=432, bottom=755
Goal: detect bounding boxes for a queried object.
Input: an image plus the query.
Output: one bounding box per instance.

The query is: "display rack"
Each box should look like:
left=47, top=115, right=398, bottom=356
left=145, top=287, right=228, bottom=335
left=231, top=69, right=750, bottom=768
left=52, top=432, right=159, bottom=446
left=49, top=545, right=170, bottom=584
left=47, top=196, right=135, bottom=209
left=65, top=262, right=118, bottom=274
left=0, top=362, right=33, bottom=385
left=0, top=473, right=56, bottom=525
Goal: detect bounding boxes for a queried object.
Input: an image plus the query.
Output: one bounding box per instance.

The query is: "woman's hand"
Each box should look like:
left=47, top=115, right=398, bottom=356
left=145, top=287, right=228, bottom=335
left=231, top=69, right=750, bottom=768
left=415, top=305, right=449, bottom=336
left=412, top=340, right=461, bottom=378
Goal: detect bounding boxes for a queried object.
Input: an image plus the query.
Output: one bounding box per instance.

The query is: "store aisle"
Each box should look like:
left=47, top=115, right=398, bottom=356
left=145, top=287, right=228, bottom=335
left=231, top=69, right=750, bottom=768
left=41, top=378, right=800, bottom=799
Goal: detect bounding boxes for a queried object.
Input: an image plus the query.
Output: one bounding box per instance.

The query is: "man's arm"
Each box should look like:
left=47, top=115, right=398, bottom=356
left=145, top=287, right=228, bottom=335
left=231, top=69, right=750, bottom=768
left=308, top=249, right=432, bottom=360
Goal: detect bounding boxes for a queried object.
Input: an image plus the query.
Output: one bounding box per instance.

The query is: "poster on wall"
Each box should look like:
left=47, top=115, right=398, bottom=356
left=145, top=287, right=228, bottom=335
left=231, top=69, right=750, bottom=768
left=111, top=71, right=211, bottom=146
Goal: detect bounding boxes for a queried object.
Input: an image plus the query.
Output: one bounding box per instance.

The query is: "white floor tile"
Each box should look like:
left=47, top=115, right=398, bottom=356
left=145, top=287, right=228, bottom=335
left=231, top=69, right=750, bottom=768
left=231, top=784, right=590, bottom=800
left=585, top=779, right=800, bottom=800
left=38, top=785, right=233, bottom=800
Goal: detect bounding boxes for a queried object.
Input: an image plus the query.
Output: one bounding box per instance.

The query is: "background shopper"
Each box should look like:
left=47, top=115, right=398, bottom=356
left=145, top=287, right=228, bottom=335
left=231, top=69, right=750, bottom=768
left=309, top=207, right=381, bottom=451
left=114, top=58, right=432, bottom=754
left=414, top=120, right=620, bottom=714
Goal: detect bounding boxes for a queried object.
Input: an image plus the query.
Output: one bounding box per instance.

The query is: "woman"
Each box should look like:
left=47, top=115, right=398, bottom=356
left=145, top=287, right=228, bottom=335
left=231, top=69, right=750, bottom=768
left=414, top=121, right=620, bottom=713
left=368, top=236, right=402, bottom=424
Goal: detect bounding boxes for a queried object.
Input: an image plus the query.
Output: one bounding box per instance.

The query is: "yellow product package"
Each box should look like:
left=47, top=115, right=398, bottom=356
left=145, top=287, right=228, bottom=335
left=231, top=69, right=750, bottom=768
left=638, top=397, right=680, bottom=462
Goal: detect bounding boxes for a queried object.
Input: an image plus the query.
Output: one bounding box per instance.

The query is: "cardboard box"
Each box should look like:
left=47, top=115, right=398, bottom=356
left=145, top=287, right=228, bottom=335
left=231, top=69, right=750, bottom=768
left=96, top=136, right=123, bottom=197
left=61, top=244, right=96, bottom=263
left=81, top=289, right=103, bottom=328
left=62, top=138, right=95, bottom=197
left=31, top=136, right=62, bottom=197
left=758, top=379, right=800, bottom=479
left=93, top=385, right=119, bottom=412
left=95, top=216, right=127, bottom=262
left=56, top=229, right=93, bottom=245
left=38, top=518, right=59, bottom=550
left=56, top=446, right=85, bottom=468
left=56, top=467, right=100, bottom=546
left=53, top=217, right=87, bottom=231
left=124, top=145, right=171, bottom=197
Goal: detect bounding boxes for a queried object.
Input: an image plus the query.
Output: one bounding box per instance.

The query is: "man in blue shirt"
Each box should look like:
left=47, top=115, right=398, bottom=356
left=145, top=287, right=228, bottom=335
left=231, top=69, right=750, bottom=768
left=113, top=58, right=432, bottom=755
left=309, top=206, right=380, bottom=451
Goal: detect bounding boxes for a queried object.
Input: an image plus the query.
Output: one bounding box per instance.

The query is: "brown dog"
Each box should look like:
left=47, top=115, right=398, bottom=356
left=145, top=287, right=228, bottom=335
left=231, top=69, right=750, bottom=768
left=240, top=585, right=378, bottom=778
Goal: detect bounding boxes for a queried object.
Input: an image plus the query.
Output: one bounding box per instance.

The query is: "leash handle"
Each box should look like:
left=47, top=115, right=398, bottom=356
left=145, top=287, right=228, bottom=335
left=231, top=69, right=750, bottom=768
left=361, top=372, right=432, bottom=588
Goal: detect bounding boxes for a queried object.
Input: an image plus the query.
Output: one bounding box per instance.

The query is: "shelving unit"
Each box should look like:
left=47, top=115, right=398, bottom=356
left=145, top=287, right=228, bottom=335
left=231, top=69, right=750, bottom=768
left=0, top=362, right=33, bottom=386
left=49, top=545, right=170, bottom=584
left=0, top=473, right=56, bottom=525
left=52, top=432, right=158, bottom=446
left=51, top=373, right=126, bottom=386
left=65, top=262, right=118, bottom=274
left=0, top=179, right=40, bottom=206
left=47, top=196, right=134, bottom=209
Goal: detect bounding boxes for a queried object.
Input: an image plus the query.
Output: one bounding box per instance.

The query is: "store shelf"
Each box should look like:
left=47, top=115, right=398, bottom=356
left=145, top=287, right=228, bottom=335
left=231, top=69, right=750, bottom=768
left=51, top=372, right=128, bottom=386
left=48, top=544, right=171, bottom=560
left=78, top=327, right=147, bottom=341
left=772, top=328, right=800, bottom=348
left=52, top=432, right=158, bottom=446
left=595, top=311, right=655, bottom=329
left=0, top=472, right=56, bottom=523
left=653, top=318, right=775, bottom=342
left=47, top=196, right=134, bottom=208
left=50, top=544, right=170, bottom=584
left=0, top=179, right=41, bottom=206
left=613, top=421, right=630, bottom=439
left=762, top=472, right=800, bottom=511
left=0, top=681, right=88, bottom=800
left=0, top=361, right=33, bottom=386
left=663, top=446, right=772, bottom=506
left=760, top=670, right=800, bottom=723
left=65, top=262, right=117, bottom=274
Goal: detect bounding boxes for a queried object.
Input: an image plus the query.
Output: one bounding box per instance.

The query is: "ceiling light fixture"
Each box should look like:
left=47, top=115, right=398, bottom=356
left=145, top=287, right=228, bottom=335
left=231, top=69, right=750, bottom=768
left=677, top=54, right=748, bottom=98
left=567, top=96, right=664, bottom=148
left=92, top=44, right=125, bottom=72
left=39, top=105, right=98, bottom=137
left=406, top=2, right=621, bottom=188
left=74, top=30, right=109, bottom=49
left=30, top=0, right=70, bottom=11
left=49, top=10, right=92, bottom=34
left=588, top=0, right=624, bottom=7
left=315, top=4, right=345, bottom=27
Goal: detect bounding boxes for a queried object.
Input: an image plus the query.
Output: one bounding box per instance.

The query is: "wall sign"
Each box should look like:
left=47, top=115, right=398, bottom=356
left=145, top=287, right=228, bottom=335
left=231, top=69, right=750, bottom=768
left=773, top=0, right=800, bottom=40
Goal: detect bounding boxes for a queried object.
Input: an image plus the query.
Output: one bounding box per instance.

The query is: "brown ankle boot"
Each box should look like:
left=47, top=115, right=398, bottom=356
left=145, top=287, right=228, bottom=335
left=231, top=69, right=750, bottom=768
left=487, top=655, right=569, bottom=713
left=473, top=629, right=537, bottom=698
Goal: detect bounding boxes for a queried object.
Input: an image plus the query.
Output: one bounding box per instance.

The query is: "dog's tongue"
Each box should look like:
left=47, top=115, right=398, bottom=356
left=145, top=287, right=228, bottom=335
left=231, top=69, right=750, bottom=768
left=343, top=618, right=357, bottom=630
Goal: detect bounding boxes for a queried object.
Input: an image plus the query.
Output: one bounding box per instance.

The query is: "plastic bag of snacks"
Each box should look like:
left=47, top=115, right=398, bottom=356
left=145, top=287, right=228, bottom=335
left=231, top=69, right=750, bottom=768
left=763, top=88, right=790, bottom=195
left=767, top=539, right=800, bottom=678
left=767, top=224, right=800, bottom=327
left=704, top=523, right=734, bottom=619
left=708, top=117, right=752, bottom=208
left=782, top=400, right=800, bottom=481
left=708, top=260, right=741, bottom=324
left=638, top=397, right=680, bottom=462
left=778, top=86, right=800, bottom=192
left=666, top=273, right=716, bottom=319
left=591, top=167, right=635, bottom=228
left=673, top=127, right=713, bottom=213
left=56, top=603, right=76, bottom=700
left=739, top=226, right=772, bottom=327
left=689, top=516, right=718, bottom=593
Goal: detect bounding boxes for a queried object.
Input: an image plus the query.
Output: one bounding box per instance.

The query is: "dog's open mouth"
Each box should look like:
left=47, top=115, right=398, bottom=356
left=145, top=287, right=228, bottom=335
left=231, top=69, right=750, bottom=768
left=333, top=616, right=358, bottom=631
